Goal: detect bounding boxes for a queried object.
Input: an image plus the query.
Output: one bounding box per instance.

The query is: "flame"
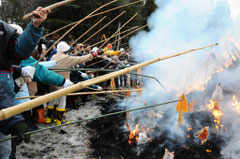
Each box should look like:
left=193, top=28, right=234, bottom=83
left=225, top=59, right=233, bottom=68
left=206, top=100, right=223, bottom=131
left=184, top=54, right=236, bottom=95
left=207, top=100, right=215, bottom=110
left=126, top=122, right=139, bottom=144
left=232, top=95, right=240, bottom=115
left=206, top=149, right=212, bottom=153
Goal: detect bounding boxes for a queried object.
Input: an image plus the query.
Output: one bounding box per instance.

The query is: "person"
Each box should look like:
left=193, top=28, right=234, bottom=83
left=0, top=7, right=51, bottom=159
left=48, top=41, right=103, bottom=125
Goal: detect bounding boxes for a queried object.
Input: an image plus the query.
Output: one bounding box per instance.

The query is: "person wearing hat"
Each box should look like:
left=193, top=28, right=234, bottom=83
left=48, top=41, right=103, bottom=125
left=0, top=6, right=51, bottom=159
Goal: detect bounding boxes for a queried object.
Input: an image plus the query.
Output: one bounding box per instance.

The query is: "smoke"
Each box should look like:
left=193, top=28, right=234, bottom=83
left=119, top=0, right=240, bottom=157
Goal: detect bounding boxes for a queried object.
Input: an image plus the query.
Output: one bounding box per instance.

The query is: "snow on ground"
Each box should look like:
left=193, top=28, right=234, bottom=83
left=16, top=95, right=107, bottom=159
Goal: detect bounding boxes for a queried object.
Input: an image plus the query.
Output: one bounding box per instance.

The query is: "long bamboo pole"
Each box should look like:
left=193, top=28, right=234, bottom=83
left=99, top=13, right=138, bottom=49
left=82, top=11, right=126, bottom=44
left=90, top=26, right=139, bottom=48
left=110, top=24, right=148, bottom=45
left=17, top=89, right=143, bottom=99
left=34, top=0, right=118, bottom=67
left=0, top=43, right=218, bottom=121
left=41, top=0, right=144, bottom=39
left=22, top=0, right=76, bottom=20
left=0, top=100, right=179, bottom=143
left=69, top=16, right=107, bottom=47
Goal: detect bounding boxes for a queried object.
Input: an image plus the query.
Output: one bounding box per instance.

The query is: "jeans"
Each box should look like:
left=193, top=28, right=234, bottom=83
left=0, top=132, right=11, bottom=159
left=0, top=73, right=15, bottom=159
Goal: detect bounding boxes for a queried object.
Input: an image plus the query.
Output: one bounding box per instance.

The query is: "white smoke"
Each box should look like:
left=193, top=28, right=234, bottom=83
left=122, top=0, right=240, bottom=157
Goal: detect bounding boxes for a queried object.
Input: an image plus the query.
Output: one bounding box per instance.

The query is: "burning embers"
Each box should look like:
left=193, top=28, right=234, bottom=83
left=126, top=122, right=151, bottom=145
left=126, top=122, right=139, bottom=144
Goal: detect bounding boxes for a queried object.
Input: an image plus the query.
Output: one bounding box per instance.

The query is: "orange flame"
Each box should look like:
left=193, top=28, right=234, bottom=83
left=232, top=95, right=240, bottom=115
left=225, top=59, right=233, bottom=68
left=206, top=149, right=212, bottom=153
left=206, top=100, right=223, bottom=131
left=126, top=122, right=139, bottom=144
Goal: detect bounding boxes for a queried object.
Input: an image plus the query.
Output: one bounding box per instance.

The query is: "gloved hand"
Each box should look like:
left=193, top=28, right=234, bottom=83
left=10, top=122, right=30, bottom=145
left=97, top=85, right=103, bottom=91
left=81, top=73, right=88, bottom=78
left=63, top=79, right=73, bottom=88
left=21, top=66, right=36, bottom=79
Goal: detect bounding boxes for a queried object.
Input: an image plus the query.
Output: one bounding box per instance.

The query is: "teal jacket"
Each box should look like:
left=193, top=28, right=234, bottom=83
left=20, top=56, right=65, bottom=86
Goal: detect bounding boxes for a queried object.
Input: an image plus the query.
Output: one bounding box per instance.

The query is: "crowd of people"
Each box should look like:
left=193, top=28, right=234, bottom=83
left=0, top=7, right=143, bottom=159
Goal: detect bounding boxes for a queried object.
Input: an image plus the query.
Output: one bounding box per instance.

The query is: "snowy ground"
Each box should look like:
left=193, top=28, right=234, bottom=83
left=16, top=95, right=109, bottom=159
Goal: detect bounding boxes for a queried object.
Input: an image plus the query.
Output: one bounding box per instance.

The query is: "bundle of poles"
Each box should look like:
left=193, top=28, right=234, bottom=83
left=0, top=43, right=218, bottom=121
left=0, top=100, right=180, bottom=143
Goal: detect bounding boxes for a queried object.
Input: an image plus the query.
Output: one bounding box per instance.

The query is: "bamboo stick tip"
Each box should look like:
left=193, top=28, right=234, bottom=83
left=0, top=110, right=7, bottom=121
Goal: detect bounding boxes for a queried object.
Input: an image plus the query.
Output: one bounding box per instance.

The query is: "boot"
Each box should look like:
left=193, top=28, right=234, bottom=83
left=56, top=108, right=70, bottom=125
left=45, top=105, right=54, bottom=124
left=36, top=108, right=46, bottom=123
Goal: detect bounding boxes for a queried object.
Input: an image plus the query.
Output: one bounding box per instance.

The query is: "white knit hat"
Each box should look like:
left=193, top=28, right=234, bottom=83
left=92, top=47, right=98, bottom=52
left=9, top=24, right=23, bottom=34
left=57, top=41, right=70, bottom=53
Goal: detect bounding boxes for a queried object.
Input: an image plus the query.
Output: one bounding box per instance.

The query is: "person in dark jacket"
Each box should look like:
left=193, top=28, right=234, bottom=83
left=0, top=7, right=51, bottom=159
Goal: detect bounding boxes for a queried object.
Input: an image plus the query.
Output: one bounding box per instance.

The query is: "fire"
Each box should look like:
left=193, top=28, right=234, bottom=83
left=207, top=100, right=215, bottom=110
left=126, top=122, right=139, bottom=144
left=232, top=95, right=240, bottom=115
left=206, top=100, right=223, bottom=131
left=215, top=67, right=224, bottom=74
left=206, top=149, right=212, bottom=153
left=225, top=59, right=233, bottom=68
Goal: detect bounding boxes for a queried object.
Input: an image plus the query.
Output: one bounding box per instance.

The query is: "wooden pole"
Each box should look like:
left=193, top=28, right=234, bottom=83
left=41, top=0, right=144, bottom=39
left=69, top=16, right=107, bottom=47
left=17, top=89, right=144, bottom=99
left=0, top=43, right=218, bottom=121
left=99, top=13, right=138, bottom=49
left=111, top=24, right=148, bottom=45
left=34, top=0, right=118, bottom=67
left=22, top=0, right=76, bottom=20
left=0, top=100, right=179, bottom=143
left=82, top=11, right=126, bottom=44
left=90, top=26, right=139, bottom=48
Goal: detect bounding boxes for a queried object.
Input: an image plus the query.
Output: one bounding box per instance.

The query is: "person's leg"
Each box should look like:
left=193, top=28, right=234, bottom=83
left=0, top=132, right=11, bottom=159
left=56, top=96, right=69, bottom=125
left=46, top=99, right=57, bottom=123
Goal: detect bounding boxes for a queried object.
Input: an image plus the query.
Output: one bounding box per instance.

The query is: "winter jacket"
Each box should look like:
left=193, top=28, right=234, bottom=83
left=0, top=21, right=43, bottom=134
left=51, top=52, right=93, bottom=79
left=0, top=20, right=43, bottom=97
left=20, top=56, right=65, bottom=86
left=0, top=20, right=43, bottom=71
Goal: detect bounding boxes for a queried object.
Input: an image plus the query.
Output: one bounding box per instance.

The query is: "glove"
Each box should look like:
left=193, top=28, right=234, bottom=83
left=63, top=79, right=73, bottom=88
left=21, top=66, right=36, bottom=79
left=10, top=122, right=30, bottom=145
left=97, top=85, right=103, bottom=91
left=81, top=73, right=88, bottom=78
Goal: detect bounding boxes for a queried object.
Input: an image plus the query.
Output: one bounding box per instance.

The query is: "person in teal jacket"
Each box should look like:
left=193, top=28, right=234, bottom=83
left=19, top=56, right=66, bottom=86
